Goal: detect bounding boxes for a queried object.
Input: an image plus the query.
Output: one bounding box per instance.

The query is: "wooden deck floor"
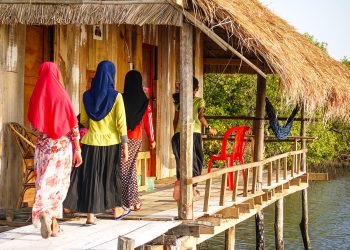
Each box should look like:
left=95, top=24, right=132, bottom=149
left=0, top=170, right=308, bottom=249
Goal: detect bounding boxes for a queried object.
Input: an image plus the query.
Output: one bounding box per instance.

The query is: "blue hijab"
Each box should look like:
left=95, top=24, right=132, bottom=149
left=83, top=61, right=118, bottom=121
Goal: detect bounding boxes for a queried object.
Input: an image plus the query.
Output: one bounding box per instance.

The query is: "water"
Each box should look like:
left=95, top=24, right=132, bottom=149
left=198, top=174, right=350, bottom=249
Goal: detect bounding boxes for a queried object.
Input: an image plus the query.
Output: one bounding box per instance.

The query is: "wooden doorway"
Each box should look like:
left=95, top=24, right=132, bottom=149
left=24, top=26, right=54, bottom=126
left=142, top=43, right=157, bottom=177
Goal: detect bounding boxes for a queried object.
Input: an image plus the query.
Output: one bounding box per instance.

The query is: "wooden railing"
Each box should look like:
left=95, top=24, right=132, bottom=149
left=137, top=151, right=151, bottom=191
left=187, top=149, right=307, bottom=213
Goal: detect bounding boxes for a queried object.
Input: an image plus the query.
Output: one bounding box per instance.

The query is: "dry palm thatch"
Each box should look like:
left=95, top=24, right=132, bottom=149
left=0, top=0, right=182, bottom=26
left=189, top=0, right=350, bottom=120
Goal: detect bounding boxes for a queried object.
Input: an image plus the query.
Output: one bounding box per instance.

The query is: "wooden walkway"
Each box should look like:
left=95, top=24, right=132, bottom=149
left=0, top=149, right=309, bottom=249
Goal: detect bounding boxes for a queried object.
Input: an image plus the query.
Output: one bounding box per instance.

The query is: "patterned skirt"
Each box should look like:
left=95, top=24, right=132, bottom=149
left=64, top=144, right=122, bottom=213
left=120, top=139, right=142, bottom=208
left=32, top=136, right=72, bottom=227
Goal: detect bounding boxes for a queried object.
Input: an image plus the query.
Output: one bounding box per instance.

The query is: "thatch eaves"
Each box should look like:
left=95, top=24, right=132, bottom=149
left=0, top=0, right=182, bottom=25
left=190, top=0, right=350, bottom=119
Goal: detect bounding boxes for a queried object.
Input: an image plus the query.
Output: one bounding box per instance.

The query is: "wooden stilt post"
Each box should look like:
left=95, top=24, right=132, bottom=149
left=300, top=189, right=311, bottom=249
left=225, top=226, right=236, bottom=250
left=274, top=199, right=284, bottom=250
left=118, top=236, right=135, bottom=250
left=253, top=74, right=266, bottom=250
left=179, top=21, right=194, bottom=220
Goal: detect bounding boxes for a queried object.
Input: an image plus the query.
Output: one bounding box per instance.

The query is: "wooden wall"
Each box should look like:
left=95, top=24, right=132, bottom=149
left=0, top=24, right=26, bottom=208
left=0, top=23, right=202, bottom=209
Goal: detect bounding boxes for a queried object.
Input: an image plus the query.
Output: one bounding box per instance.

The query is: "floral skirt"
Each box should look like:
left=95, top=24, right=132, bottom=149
left=32, top=136, right=72, bottom=227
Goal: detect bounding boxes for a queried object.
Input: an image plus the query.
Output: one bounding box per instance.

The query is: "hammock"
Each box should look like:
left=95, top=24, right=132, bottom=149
left=265, top=98, right=299, bottom=140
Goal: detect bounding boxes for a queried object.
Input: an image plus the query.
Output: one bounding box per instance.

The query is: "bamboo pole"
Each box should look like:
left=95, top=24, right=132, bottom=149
left=253, top=74, right=266, bottom=250
left=300, top=189, right=311, bottom=249
left=179, top=21, right=193, bottom=220
left=225, top=226, right=236, bottom=250
left=274, top=199, right=284, bottom=250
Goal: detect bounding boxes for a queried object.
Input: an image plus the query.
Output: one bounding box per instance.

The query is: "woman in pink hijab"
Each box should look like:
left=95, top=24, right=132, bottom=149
left=28, top=62, right=82, bottom=239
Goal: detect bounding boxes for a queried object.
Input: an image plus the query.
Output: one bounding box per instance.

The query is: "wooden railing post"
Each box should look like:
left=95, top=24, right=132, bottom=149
left=283, top=157, right=287, bottom=180
left=276, top=159, right=280, bottom=183
left=268, top=162, right=273, bottom=186
left=179, top=21, right=193, bottom=220
left=203, top=178, right=212, bottom=212
left=220, top=173, right=228, bottom=206
left=232, top=171, right=239, bottom=202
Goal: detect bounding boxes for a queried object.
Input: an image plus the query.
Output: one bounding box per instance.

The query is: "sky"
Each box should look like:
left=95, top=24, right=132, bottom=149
left=259, top=0, right=350, bottom=61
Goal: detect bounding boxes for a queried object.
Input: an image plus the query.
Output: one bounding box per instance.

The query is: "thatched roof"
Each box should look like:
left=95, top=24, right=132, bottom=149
left=1, top=0, right=350, bottom=119
left=190, top=0, right=350, bottom=119
left=0, top=0, right=182, bottom=25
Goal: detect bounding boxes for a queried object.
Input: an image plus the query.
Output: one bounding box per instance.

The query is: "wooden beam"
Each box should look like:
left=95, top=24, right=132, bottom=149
left=168, top=4, right=267, bottom=78
left=254, top=74, right=266, bottom=184
left=274, top=198, right=284, bottom=250
left=197, top=215, right=222, bottom=226
left=118, top=236, right=135, bottom=250
left=169, top=224, right=200, bottom=237
left=217, top=207, right=239, bottom=219
left=255, top=74, right=267, bottom=250
left=204, top=58, right=259, bottom=66
left=307, top=173, right=328, bottom=181
left=225, top=226, right=235, bottom=250
left=179, top=21, right=194, bottom=220
left=150, top=235, right=177, bottom=246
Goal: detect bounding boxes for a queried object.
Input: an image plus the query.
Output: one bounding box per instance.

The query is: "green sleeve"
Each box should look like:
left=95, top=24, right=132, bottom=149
left=115, top=93, right=128, bottom=139
left=80, top=102, right=89, bottom=128
left=199, top=98, right=205, bottom=109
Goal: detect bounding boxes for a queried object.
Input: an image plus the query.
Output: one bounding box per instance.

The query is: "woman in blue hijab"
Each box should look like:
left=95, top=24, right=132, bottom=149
left=64, top=61, right=129, bottom=224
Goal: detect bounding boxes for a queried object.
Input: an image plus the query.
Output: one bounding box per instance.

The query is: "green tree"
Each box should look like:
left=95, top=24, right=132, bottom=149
left=203, top=34, right=350, bottom=167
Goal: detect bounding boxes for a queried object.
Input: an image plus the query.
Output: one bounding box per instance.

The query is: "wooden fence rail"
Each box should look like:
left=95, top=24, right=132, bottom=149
left=187, top=149, right=306, bottom=213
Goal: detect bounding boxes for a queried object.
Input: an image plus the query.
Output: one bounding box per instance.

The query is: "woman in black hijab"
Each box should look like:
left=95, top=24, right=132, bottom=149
left=121, top=70, right=156, bottom=211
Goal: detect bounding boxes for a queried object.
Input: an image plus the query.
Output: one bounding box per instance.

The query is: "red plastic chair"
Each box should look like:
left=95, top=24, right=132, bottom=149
left=207, top=126, right=252, bottom=190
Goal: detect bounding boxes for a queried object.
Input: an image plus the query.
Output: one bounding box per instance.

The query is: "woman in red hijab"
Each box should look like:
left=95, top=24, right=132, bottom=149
left=28, top=62, right=82, bottom=239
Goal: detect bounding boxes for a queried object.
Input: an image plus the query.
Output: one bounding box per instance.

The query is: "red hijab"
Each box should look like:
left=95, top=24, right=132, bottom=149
left=28, top=62, right=77, bottom=139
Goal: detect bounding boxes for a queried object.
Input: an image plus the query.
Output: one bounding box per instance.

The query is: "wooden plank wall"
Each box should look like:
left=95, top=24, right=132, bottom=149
left=0, top=24, right=26, bottom=208
left=194, top=28, right=204, bottom=97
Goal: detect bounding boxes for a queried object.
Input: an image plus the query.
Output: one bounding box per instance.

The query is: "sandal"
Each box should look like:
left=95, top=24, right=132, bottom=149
left=130, top=203, right=143, bottom=211
left=39, top=213, right=52, bottom=239
left=114, top=207, right=131, bottom=220
left=51, top=226, right=64, bottom=237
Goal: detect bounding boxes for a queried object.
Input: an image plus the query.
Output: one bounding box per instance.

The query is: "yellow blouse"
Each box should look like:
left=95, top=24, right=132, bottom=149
left=80, top=93, right=128, bottom=146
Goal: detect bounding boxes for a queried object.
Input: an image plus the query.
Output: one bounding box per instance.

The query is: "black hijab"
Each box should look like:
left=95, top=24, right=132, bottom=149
left=122, top=70, right=148, bottom=131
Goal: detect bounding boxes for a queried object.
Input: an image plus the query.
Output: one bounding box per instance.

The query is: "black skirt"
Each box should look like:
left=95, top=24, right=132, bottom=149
left=171, top=132, right=204, bottom=182
left=63, top=144, right=122, bottom=213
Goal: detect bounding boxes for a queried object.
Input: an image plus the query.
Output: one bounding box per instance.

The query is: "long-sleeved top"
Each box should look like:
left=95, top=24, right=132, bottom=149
left=80, top=93, right=128, bottom=146
left=127, top=101, right=155, bottom=143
